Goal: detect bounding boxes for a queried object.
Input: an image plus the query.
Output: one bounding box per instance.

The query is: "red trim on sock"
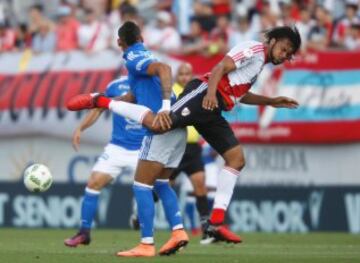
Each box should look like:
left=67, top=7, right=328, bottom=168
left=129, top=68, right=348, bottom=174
left=224, top=166, right=240, bottom=176
left=210, top=208, right=225, bottom=225
left=96, top=96, right=111, bottom=108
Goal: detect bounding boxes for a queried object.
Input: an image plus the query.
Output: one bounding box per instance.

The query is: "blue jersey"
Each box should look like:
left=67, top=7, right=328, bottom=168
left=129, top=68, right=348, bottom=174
left=123, top=43, right=163, bottom=133
left=105, top=76, right=146, bottom=150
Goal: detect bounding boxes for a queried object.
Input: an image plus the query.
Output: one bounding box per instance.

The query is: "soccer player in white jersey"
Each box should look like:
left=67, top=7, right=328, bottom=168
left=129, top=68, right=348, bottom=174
left=68, top=25, right=301, bottom=243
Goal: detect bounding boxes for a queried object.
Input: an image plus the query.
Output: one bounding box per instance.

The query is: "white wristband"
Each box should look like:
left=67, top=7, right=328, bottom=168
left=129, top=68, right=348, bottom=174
left=159, top=99, right=171, bottom=112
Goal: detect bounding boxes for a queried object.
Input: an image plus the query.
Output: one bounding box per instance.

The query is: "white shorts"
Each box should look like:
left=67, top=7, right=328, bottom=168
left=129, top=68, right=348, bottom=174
left=92, top=143, right=139, bottom=178
left=139, top=128, right=187, bottom=168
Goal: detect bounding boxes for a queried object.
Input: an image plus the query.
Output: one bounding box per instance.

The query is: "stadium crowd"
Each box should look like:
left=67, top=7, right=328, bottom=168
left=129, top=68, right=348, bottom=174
left=0, top=0, right=359, bottom=55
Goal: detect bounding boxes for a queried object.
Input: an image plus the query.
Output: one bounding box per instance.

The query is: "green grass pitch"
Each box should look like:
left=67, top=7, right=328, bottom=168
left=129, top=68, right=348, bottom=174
left=0, top=229, right=359, bottom=263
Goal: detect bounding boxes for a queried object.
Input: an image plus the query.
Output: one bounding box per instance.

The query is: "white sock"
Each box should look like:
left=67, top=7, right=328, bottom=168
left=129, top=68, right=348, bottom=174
left=109, top=101, right=151, bottom=124
left=213, top=167, right=240, bottom=210
left=85, top=187, right=100, bottom=195
left=141, top=237, right=154, bottom=244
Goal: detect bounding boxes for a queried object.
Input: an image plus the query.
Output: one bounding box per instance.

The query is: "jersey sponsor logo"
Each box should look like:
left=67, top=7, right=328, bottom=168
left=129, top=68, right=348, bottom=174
left=181, top=107, right=191, bottom=116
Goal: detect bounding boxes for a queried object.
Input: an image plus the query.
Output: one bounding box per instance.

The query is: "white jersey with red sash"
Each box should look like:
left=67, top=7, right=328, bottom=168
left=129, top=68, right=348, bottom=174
left=199, top=40, right=266, bottom=111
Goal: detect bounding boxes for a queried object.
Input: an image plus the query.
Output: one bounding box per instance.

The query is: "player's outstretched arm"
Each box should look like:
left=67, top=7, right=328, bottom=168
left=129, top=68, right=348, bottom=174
left=240, top=92, right=299, bottom=108
left=72, top=108, right=105, bottom=151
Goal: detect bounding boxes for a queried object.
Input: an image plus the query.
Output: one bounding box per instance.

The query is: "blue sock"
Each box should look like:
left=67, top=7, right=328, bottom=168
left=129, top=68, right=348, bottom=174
left=133, top=182, right=155, bottom=244
left=154, top=180, right=183, bottom=230
left=80, top=187, right=100, bottom=231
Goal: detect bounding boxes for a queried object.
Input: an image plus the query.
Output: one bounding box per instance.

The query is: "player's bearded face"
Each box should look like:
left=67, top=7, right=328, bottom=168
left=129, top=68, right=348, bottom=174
left=270, top=38, right=294, bottom=65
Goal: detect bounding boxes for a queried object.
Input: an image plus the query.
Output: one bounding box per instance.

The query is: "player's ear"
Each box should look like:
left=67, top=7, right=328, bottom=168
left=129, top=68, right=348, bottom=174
left=269, top=38, right=276, bottom=47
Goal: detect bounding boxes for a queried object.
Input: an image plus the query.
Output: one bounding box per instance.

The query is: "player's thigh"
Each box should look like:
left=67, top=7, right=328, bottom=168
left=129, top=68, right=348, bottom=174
left=170, top=79, right=207, bottom=128
left=93, top=144, right=138, bottom=178
left=87, top=171, right=113, bottom=190
left=194, top=115, right=239, bottom=156
left=139, top=129, right=187, bottom=174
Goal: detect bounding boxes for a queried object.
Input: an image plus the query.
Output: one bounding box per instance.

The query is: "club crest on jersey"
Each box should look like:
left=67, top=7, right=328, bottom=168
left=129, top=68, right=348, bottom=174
left=181, top=107, right=191, bottom=116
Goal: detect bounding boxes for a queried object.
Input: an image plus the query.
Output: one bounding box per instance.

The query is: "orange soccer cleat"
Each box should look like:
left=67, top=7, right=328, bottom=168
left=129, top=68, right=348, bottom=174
left=116, top=243, right=155, bottom=257
left=158, top=229, right=189, bottom=256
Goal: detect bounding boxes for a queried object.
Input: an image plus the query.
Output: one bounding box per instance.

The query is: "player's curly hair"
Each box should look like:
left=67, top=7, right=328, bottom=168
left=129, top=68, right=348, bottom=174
left=118, top=21, right=141, bottom=46
left=264, top=26, right=302, bottom=53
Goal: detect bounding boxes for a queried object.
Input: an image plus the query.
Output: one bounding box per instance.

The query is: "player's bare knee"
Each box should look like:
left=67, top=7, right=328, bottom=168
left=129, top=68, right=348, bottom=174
left=225, top=155, right=245, bottom=171
left=87, top=180, right=103, bottom=190
left=87, top=173, right=111, bottom=190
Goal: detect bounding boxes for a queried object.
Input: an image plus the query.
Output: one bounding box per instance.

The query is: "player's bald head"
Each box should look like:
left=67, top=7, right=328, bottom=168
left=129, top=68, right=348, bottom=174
left=176, top=63, right=193, bottom=87
left=177, top=63, right=193, bottom=75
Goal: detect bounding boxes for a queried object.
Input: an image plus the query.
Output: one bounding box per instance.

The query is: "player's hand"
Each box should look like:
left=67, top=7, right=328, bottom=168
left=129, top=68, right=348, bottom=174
left=152, top=111, right=172, bottom=131
left=72, top=128, right=82, bottom=151
left=202, top=93, right=218, bottom=110
left=270, top=96, right=299, bottom=108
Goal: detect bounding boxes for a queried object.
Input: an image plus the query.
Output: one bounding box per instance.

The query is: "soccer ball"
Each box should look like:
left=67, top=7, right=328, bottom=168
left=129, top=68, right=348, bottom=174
left=23, top=163, right=53, bottom=193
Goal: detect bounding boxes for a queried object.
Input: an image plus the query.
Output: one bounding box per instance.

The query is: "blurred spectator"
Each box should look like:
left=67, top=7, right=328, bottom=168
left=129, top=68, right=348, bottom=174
left=172, top=0, right=194, bottom=36
left=28, top=4, right=55, bottom=35
left=55, top=5, right=79, bottom=52
left=228, top=16, right=255, bottom=49
left=209, top=15, right=233, bottom=54
left=343, top=21, right=360, bottom=50
left=14, top=23, right=32, bottom=50
left=78, top=8, right=111, bottom=53
left=333, top=0, right=360, bottom=48
left=295, top=7, right=315, bottom=51
left=156, top=0, right=173, bottom=12
left=306, top=5, right=333, bottom=51
left=143, top=11, right=181, bottom=53
left=0, top=22, right=16, bottom=52
left=211, top=0, right=232, bottom=17
left=32, top=20, right=56, bottom=53
left=192, top=1, right=216, bottom=32
left=82, top=0, right=107, bottom=18
left=258, top=0, right=279, bottom=31
left=119, top=2, right=139, bottom=22
left=107, top=2, right=139, bottom=49
left=62, top=0, right=86, bottom=23
left=0, top=0, right=359, bottom=55
left=181, top=18, right=210, bottom=55
left=279, top=0, right=300, bottom=26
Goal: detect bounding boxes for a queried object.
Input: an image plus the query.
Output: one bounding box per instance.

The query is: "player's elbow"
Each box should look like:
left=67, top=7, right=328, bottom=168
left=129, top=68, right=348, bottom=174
left=158, top=63, right=171, bottom=76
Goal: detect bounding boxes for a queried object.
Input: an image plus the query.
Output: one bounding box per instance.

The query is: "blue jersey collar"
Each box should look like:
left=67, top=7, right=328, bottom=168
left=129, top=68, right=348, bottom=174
left=123, top=42, right=146, bottom=59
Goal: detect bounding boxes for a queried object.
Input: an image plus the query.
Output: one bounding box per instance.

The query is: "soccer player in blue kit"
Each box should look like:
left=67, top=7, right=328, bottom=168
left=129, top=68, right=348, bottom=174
left=64, top=76, right=147, bottom=247
left=68, top=21, right=189, bottom=256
